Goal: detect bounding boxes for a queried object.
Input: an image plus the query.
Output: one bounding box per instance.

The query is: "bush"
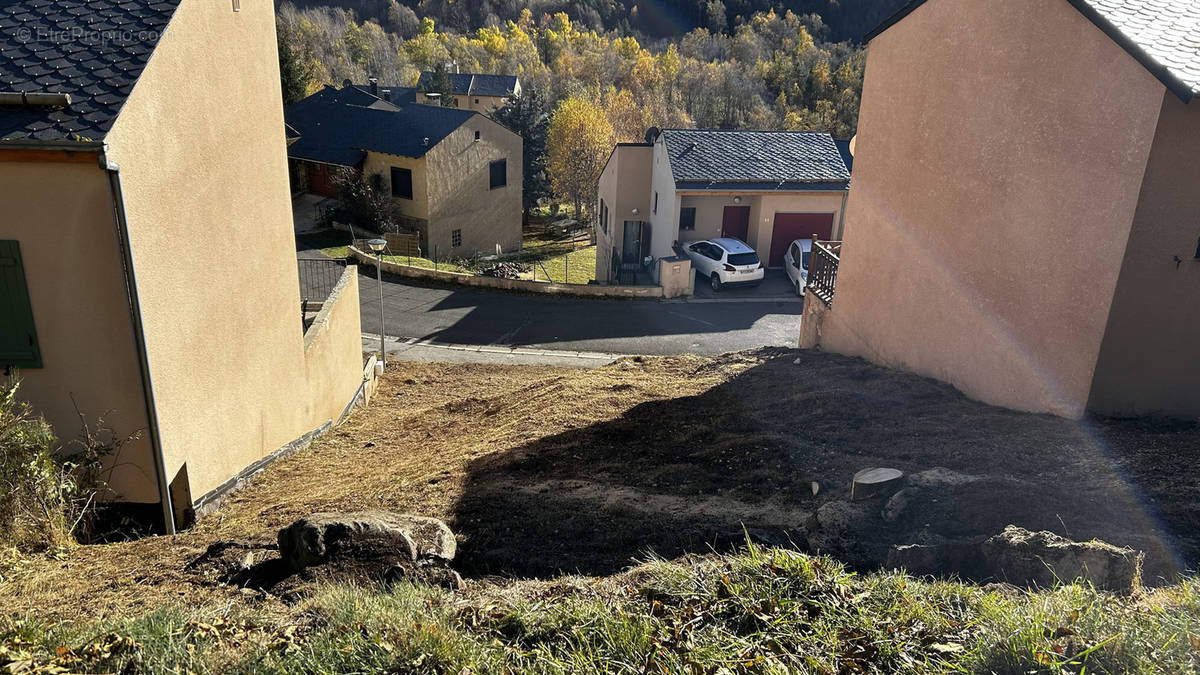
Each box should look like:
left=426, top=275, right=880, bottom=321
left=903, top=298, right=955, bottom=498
left=0, top=381, right=130, bottom=549
left=0, top=381, right=68, bottom=549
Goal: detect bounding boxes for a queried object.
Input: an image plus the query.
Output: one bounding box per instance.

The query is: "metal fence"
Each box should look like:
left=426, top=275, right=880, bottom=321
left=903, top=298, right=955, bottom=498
left=807, top=240, right=842, bottom=306
left=298, top=257, right=347, bottom=305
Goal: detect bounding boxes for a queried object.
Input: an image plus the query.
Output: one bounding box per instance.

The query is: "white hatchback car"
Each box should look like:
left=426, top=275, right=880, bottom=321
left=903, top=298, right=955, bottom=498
left=684, top=238, right=765, bottom=292
left=783, top=238, right=812, bottom=295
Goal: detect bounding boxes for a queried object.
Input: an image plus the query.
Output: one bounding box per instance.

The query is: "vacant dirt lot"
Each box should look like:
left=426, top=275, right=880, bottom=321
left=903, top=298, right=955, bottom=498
left=4, top=348, right=1198, bottom=622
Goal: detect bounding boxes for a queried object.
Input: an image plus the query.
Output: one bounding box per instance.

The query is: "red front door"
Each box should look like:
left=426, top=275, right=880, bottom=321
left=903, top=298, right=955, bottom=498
left=721, top=206, right=751, bottom=241
left=770, top=212, right=834, bottom=267
left=308, top=162, right=338, bottom=197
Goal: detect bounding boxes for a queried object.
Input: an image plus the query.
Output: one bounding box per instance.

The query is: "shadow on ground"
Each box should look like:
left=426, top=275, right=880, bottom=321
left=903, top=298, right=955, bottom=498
left=450, top=349, right=1197, bottom=582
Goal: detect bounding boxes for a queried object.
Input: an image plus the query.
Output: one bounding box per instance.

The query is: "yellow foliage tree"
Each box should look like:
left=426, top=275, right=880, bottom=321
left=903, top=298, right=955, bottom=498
left=547, top=96, right=614, bottom=219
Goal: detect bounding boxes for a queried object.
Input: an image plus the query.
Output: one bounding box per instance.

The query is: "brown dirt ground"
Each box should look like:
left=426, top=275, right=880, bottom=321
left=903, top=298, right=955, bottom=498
left=3, top=348, right=1198, bottom=623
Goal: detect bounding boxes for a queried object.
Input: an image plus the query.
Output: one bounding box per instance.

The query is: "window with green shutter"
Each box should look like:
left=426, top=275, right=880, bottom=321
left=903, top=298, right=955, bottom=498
left=0, top=241, right=42, bottom=369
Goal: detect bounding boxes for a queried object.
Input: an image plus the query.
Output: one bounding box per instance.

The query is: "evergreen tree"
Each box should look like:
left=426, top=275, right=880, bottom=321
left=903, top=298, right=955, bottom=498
left=277, top=28, right=312, bottom=106
left=494, top=89, right=553, bottom=225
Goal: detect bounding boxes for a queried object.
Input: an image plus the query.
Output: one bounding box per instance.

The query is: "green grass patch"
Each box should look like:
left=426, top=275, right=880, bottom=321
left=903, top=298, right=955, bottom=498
left=6, top=548, right=1200, bottom=674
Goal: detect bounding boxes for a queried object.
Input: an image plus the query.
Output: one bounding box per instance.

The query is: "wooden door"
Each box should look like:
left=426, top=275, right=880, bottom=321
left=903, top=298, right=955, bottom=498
left=720, top=206, right=750, bottom=241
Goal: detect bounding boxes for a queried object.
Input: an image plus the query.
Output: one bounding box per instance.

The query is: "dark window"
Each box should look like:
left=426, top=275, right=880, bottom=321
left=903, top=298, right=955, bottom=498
left=474, top=130, right=481, bottom=141
left=728, top=252, right=760, bottom=267
left=451, top=229, right=462, bottom=248
left=653, top=192, right=658, bottom=214
left=679, top=207, right=696, bottom=230
left=390, top=167, right=413, bottom=199
left=1195, top=235, right=1200, bottom=260
left=599, top=200, right=608, bottom=234
left=0, top=241, right=41, bottom=369
left=489, top=159, right=507, bottom=189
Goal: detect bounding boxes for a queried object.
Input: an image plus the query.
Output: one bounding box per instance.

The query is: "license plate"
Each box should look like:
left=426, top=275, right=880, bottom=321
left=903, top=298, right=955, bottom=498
left=740, top=269, right=755, bottom=274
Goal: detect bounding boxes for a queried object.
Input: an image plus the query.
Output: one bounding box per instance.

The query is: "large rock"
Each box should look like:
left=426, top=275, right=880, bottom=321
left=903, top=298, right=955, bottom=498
left=887, top=526, right=1143, bottom=593
left=278, top=511, right=457, bottom=572
left=980, top=525, right=1142, bottom=593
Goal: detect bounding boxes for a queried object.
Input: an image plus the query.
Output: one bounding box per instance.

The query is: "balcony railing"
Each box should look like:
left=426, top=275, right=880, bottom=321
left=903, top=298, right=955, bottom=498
left=806, top=240, right=842, bottom=306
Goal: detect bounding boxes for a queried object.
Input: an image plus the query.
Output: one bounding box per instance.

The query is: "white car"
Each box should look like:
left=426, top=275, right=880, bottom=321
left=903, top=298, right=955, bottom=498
left=684, top=238, right=765, bottom=292
left=783, top=238, right=812, bottom=295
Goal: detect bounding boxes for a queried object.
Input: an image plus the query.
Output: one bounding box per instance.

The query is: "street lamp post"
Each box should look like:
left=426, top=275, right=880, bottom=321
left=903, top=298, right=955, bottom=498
left=367, top=238, right=388, bottom=371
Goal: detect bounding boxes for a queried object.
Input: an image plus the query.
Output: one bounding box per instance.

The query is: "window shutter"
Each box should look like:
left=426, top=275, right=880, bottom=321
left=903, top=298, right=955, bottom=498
left=0, top=241, right=42, bottom=369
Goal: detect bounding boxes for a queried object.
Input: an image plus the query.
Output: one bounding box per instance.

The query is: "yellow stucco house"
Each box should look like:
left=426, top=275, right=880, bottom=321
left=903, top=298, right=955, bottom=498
left=800, top=0, right=1200, bottom=419
left=595, top=129, right=852, bottom=286
left=415, top=71, right=521, bottom=114
left=0, top=0, right=367, bottom=532
left=286, top=84, right=523, bottom=257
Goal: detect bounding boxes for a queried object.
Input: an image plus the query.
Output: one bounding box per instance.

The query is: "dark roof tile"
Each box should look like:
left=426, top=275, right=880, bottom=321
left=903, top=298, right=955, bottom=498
left=284, top=85, right=479, bottom=166
left=662, top=129, right=850, bottom=187
left=415, top=71, right=519, bottom=98
left=0, top=0, right=182, bottom=144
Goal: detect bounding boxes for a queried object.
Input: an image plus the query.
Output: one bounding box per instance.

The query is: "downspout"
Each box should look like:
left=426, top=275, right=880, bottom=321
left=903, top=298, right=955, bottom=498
left=836, top=188, right=849, bottom=240
left=99, top=147, right=176, bottom=535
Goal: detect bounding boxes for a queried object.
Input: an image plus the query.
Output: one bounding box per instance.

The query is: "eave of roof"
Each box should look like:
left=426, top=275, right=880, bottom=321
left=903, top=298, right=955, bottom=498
left=863, top=0, right=1195, bottom=102
left=675, top=180, right=850, bottom=192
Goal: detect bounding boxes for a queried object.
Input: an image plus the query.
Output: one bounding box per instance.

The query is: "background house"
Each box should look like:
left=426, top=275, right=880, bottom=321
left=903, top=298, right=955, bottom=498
left=415, top=71, right=521, bottom=113
left=287, top=84, right=523, bottom=257
left=0, top=0, right=366, bottom=531
left=801, top=0, right=1200, bottom=418
left=595, top=129, right=851, bottom=284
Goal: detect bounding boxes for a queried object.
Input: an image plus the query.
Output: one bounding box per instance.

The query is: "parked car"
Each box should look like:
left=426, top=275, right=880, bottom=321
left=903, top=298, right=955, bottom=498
left=783, top=238, right=812, bottom=295
left=684, top=238, right=764, bottom=291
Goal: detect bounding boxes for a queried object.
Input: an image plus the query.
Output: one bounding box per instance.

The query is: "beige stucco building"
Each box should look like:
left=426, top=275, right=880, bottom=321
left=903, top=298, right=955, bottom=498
left=801, top=0, right=1200, bottom=418
left=595, top=129, right=851, bottom=288
left=0, top=0, right=367, bottom=531
left=287, top=85, right=523, bottom=257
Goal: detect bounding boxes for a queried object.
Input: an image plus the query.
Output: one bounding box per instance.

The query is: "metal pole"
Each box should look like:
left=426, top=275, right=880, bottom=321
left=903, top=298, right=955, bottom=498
left=376, top=251, right=385, bottom=370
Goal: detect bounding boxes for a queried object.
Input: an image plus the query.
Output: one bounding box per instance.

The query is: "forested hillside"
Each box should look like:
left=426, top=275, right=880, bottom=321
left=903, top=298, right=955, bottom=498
left=278, top=3, right=866, bottom=139
left=281, top=0, right=906, bottom=42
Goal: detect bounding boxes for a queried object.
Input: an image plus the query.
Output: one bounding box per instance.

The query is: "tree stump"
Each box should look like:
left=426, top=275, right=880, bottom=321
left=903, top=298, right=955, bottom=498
left=850, top=467, right=904, bottom=501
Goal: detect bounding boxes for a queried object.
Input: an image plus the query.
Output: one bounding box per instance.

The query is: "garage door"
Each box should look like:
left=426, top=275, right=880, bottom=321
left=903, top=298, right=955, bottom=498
left=770, top=212, right=834, bottom=267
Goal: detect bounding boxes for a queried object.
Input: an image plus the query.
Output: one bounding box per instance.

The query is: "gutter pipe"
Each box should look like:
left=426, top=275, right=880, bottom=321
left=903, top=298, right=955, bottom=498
left=99, top=147, right=176, bottom=535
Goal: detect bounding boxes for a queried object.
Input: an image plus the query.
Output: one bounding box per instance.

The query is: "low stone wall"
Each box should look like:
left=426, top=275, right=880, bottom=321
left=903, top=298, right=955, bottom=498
left=798, top=286, right=829, bottom=348
left=348, top=245, right=664, bottom=299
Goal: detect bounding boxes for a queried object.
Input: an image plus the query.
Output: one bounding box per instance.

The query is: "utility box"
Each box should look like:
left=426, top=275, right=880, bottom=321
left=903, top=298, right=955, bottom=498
left=658, top=255, right=693, bottom=298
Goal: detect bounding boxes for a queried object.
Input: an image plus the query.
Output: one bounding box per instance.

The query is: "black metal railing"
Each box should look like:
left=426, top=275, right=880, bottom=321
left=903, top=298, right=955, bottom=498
left=298, top=257, right=347, bottom=305
left=806, top=240, right=842, bottom=305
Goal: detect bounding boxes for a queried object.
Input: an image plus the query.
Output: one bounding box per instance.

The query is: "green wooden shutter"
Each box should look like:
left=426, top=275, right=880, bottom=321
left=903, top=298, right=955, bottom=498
left=0, top=241, right=42, bottom=369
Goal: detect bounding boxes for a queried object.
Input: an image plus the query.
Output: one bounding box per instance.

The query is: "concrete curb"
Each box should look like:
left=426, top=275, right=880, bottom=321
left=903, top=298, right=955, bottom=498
left=363, top=334, right=620, bottom=367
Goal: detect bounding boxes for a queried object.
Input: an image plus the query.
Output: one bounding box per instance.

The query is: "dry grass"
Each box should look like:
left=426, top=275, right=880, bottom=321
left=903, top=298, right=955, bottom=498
left=3, top=348, right=1198, bottom=629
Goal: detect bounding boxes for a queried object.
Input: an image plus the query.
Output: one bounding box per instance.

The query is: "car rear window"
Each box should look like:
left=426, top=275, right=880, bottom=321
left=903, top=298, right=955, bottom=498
left=728, top=252, right=759, bottom=266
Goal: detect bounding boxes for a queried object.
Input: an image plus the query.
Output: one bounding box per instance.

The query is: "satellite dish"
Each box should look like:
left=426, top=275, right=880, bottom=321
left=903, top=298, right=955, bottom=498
left=848, top=134, right=856, bottom=157
left=644, top=126, right=661, bottom=144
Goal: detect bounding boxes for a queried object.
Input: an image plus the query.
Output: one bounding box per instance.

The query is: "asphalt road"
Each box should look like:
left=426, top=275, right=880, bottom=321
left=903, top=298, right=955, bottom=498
left=354, top=273, right=803, bottom=355
left=298, top=235, right=804, bottom=355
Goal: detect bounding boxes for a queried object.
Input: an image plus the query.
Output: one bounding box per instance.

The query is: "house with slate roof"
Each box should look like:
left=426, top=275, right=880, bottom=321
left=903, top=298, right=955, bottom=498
left=800, top=0, right=1200, bottom=419
left=415, top=71, right=521, bottom=114
left=286, top=83, right=523, bottom=257
left=0, top=0, right=367, bottom=532
left=594, top=128, right=851, bottom=286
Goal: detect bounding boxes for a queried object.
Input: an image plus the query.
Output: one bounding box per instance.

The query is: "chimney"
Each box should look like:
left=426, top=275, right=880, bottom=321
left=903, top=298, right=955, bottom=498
left=368, top=77, right=378, bottom=96
left=382, top=89, right=391, bottom=102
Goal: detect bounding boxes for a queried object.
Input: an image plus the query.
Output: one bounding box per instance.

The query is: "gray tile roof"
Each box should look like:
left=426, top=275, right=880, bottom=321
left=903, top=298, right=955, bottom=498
left=1078, top=0, right=1200, bottom=97
left=0, top=0, right=183, bottom=144
left=662, top=129, right=850, bottom=189
left=416, top=72, right=518, bottom=98
left=285, top=85, right=477, bottom=166
left=867, top=0, right=1200, bottom=101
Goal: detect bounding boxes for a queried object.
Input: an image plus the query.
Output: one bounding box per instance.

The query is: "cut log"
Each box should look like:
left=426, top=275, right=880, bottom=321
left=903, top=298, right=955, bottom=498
left=850, top=467, right=904, bottom=501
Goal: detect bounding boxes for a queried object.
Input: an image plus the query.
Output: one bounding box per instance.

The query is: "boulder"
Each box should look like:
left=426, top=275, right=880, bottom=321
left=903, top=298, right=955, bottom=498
left=278, top=511, right=456, bottom=572
left=881, top=488, right=917, bottom=523
left=980, top=525, right=1142, bottom=593
left=886, top=526, right=1143, bottom=593
left=806, top=500, right=889, bottom=567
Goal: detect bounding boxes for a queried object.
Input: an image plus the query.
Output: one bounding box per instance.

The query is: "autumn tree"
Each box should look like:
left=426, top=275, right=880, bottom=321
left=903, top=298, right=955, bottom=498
left=547, top=96, right=613, bottom=220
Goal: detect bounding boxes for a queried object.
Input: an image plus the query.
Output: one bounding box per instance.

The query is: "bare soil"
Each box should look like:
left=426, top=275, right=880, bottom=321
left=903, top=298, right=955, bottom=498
left=3, top=348, right=1198, bottom=622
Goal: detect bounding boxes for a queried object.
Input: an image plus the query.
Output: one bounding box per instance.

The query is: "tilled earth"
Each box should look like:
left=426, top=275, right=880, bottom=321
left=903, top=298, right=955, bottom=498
left=3, top=348, right=1198, bottom=622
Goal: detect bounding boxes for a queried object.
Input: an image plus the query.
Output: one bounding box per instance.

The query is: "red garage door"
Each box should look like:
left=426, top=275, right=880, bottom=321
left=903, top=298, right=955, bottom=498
left=770, top=212, right=834, bottom=267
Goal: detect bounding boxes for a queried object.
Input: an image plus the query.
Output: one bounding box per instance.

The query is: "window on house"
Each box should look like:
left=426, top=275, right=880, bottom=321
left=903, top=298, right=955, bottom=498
left=474, top=130, right=480, bottom=141
left=679, top=207, right=696, bottom=230
left=489, top=159, right=507, bottom=189
left=653, top=192, right=658, bottom=214
left=599, top=200, right=608, bottom=235
left=390, top=167, right=413, bottom=199
left=0, top=241, right=41, bottom=369
left=232, top=0, right=240, bottom=10
left=451, top=229, right=462, bottom=248
left=475, top=98, right=481, bottom=104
